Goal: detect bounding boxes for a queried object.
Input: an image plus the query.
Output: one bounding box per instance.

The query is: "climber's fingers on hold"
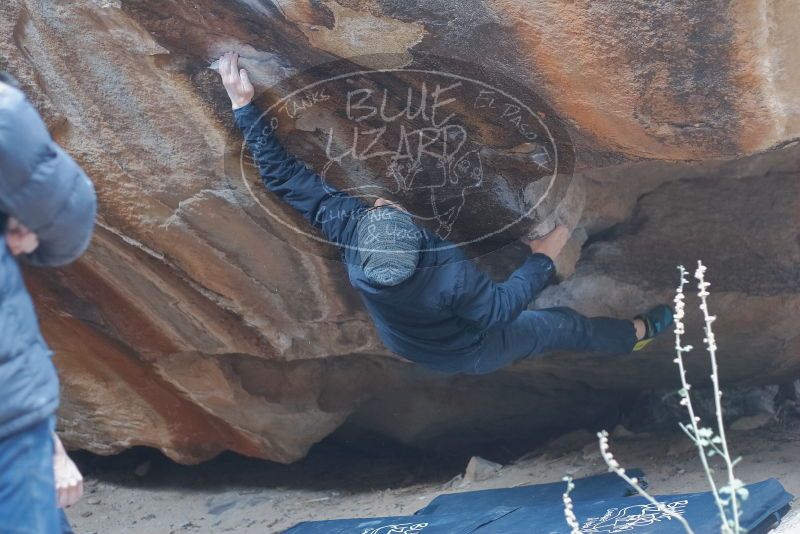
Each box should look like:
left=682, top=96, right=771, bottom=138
left=218, top=53, right=228, bottom=79
left=231, top=52, right=240, bottom=81
left=220, top=51, right=235, bottom=81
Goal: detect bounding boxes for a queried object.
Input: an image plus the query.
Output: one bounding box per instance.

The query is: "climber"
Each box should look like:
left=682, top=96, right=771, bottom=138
left=0, top=72, right=96, bottom=532
left=218, top=52, right=674, bottom=374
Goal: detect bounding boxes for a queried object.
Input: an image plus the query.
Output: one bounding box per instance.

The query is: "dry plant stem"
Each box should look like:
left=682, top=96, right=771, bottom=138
left=597, top=431, right=696, bottom=534
left=561, top=477, right=581, bottom=534
left=565, top=263, right=741, bottom=534
left=674, top=265, right=730, bottom=533
left=695, top=261, right=741, bottom=534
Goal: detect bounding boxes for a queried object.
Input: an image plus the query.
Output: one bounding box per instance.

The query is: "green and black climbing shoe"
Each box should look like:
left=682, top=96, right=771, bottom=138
left=632, top=304, right=674, bottom=351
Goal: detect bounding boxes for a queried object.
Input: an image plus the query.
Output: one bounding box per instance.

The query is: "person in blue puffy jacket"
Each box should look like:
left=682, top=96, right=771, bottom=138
left=0, top=72, right=96, bottom=533
left=217, top=52, right=674, bottom=375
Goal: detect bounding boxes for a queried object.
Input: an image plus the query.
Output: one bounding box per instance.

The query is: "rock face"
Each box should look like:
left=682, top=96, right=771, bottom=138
left=0, top=0, right=797, bottom=463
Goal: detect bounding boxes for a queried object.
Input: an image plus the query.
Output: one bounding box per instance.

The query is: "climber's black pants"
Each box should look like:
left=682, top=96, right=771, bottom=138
left=463, top=307, right=638, bottom=374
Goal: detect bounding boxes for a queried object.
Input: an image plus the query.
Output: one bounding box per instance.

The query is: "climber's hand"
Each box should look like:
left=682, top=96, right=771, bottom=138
left=53, top=433, right=83, bottom=508
left=522, top=225, right=570, bottom=260
left=219, top=52, right=254, bottom=110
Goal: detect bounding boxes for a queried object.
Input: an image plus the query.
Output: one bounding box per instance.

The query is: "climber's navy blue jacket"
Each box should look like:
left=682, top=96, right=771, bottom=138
left=235, top=103, right=554, bottom=372
left=0, top=85, right=97, bottom=439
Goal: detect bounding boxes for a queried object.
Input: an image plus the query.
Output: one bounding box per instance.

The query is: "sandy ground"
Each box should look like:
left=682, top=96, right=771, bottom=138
left=66, top=419, right=800, bottom=534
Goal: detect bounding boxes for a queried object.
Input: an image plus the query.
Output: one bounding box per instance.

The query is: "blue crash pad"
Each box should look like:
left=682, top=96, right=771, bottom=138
left=415, top=469, right=645, bottom=516
left=284, top=476, right=793, bottom=533
left=478, top=478, right=792, bottom=534
left=282, top=506, right=516, bottom=534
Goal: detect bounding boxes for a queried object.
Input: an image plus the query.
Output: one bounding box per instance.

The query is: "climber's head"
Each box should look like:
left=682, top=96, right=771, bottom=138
left=357, top=198, right=421, bottom=287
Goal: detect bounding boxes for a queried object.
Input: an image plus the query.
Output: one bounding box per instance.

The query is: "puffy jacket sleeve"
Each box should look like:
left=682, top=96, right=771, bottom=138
left=234, top=102, right=365, bottom=247
left=0, top=86, right=97, bottom=267
left=451, top=253, right=555, bottom=331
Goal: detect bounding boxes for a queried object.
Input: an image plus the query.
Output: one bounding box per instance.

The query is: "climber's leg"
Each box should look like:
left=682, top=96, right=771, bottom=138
left=468, top=307, right=638, bottom=374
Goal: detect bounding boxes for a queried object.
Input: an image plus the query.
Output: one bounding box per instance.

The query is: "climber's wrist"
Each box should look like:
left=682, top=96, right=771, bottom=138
left=231, top=96, right=252, bottom=110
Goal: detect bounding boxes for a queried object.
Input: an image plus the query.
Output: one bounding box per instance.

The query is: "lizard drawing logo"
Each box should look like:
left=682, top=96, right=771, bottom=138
left=360, top=522, right=429, bottom=534
left=580, top=500, right=690, bottom=533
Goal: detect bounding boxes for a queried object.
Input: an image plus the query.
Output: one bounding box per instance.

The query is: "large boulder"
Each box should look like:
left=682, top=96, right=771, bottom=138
left=0, top=0, right=797, bottom=463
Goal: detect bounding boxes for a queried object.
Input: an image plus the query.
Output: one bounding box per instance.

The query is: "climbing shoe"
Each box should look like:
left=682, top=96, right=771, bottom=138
left=632, top=304, right=674, bottom=351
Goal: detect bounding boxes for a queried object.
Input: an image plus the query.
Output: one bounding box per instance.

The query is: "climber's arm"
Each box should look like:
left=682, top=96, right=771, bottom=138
left=0, top=83, right=96, bottom=267
left=233, top=103, right=366, bottom=244
left=220, top=52, right=364, bottom=246
left=451, top=226, right=568, bottom=331
left=451, top=254, right=555, bottom=331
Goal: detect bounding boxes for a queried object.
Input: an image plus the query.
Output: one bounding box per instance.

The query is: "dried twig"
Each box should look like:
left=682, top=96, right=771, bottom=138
left=561, top=476, right=581, bottom=534
left=597, top=430, right=696, bottom=534
left=695, top=261, right=745, bottom=533
left=561, top=262, right=746, bottom=534
left=674, top=265, right=730, bottom=533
